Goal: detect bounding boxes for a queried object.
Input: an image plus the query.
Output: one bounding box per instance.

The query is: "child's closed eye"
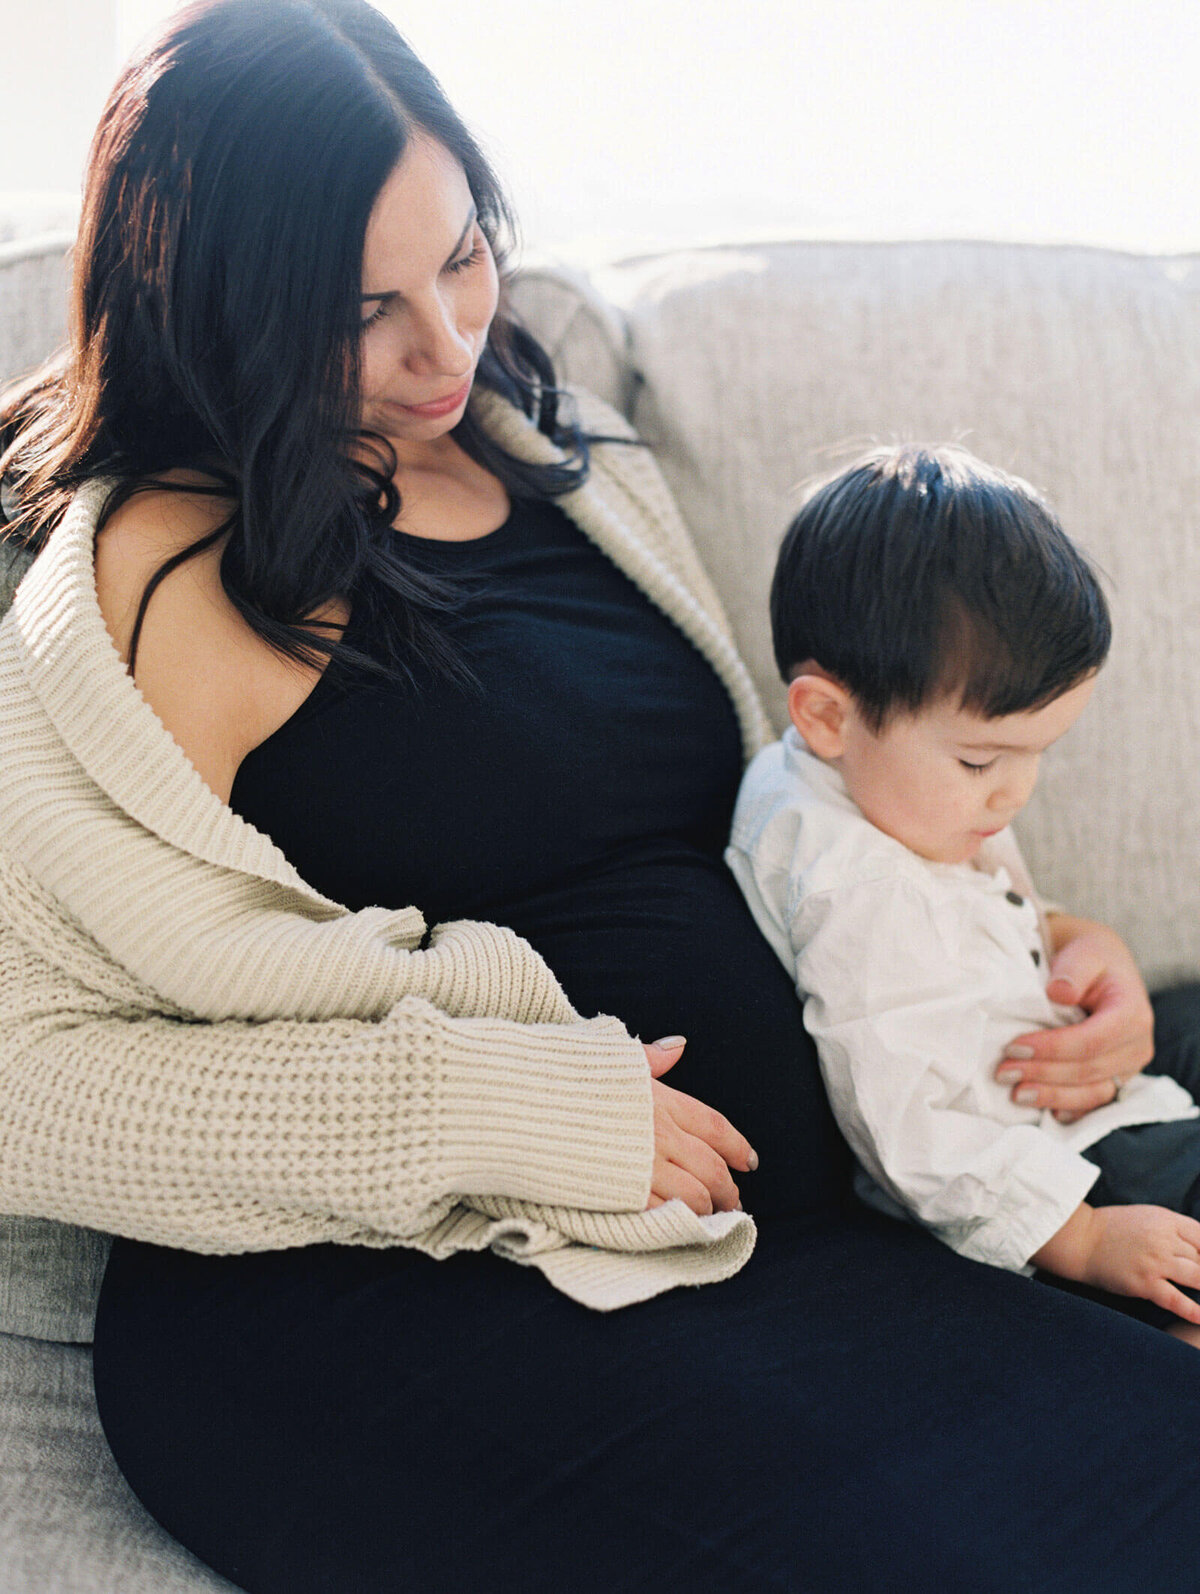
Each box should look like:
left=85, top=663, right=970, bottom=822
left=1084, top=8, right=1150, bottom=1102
left=959, top=758, right=997, bottom=774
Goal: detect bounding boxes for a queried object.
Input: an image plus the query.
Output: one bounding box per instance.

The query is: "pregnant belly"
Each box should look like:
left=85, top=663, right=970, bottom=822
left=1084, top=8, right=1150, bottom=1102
left=498, top=848, right=851, bottom=1219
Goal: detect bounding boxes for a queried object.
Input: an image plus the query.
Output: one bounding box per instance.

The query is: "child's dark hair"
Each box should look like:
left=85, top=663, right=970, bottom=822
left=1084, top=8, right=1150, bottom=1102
left=770, top=444, right=1111, bottom=730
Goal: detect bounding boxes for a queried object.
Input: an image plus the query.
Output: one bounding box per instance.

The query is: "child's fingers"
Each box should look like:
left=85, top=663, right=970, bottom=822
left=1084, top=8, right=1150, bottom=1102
left=1151, top=1280, right=1200, bottom=1326
left=1176, top=1213, right=1200, bottom=1250
left=1167, top=1257, right=1200, bottom=1293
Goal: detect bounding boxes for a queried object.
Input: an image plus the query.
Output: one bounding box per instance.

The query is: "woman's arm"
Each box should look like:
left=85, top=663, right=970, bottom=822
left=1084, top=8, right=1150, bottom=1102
left=0, top=893, right=662, bottom=1250
left=994, top=913, right=1156, bottom=1121
left=4, top=490, right=750, bottom=1239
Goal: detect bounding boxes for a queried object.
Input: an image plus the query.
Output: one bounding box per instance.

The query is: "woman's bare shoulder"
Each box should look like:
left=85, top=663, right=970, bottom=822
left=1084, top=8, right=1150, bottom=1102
left=94, top=481, right=236, bottom=658
left=94, top=482, right=327, bottom=804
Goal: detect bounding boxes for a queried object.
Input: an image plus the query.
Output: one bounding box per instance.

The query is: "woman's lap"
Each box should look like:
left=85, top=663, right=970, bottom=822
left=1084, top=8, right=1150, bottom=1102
left=95, top=1204, right=1200, bottom=1594
left=93, top=985, right=1200, bottom=1593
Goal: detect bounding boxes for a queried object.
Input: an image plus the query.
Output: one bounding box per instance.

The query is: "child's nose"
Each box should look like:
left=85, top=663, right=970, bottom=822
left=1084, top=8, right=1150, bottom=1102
left=988, top=763, right=1038, bottom=812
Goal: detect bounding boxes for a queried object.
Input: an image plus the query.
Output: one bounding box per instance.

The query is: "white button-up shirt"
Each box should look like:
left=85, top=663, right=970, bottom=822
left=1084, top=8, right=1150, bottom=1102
left=726, top=730, right=1197, bottom=1273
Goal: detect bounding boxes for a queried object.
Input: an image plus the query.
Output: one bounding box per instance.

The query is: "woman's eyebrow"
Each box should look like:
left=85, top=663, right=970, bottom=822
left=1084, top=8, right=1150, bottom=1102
left=360, top=205, right=478, bottom=301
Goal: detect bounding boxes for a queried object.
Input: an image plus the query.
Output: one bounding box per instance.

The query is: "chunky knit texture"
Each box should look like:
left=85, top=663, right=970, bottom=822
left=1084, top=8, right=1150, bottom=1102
left=0, top=388, right=765, bottom=1330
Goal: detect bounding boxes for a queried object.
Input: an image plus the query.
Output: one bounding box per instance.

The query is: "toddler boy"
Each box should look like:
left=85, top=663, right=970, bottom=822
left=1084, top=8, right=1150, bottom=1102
left=727, top=445, right=1200, bottom=1334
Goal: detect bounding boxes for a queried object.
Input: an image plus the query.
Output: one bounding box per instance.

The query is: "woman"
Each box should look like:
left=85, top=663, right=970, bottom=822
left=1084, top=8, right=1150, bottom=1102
left=1, top=2, right=1198, bottom=1590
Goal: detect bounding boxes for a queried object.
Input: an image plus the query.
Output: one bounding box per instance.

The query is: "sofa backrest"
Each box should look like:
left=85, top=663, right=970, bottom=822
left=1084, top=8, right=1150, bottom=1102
left=511, top=242, right=1200, bottom=987
left=0, top=206, right=72, bottom=385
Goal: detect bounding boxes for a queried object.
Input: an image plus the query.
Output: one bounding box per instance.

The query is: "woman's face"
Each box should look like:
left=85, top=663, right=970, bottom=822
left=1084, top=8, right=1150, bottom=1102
left=358, top=136, right=499, bottom=457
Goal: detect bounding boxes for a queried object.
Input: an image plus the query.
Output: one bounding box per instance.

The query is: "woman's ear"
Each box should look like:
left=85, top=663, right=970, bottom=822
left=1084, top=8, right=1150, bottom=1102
left=786, top=670, right=851, bottom=759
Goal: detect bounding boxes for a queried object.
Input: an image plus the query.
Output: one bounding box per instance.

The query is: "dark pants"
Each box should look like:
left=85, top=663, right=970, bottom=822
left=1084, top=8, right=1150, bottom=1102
left=93, top=987, right=1200, bottom=1594
left=1085, top=985, right=1200, bottom=1214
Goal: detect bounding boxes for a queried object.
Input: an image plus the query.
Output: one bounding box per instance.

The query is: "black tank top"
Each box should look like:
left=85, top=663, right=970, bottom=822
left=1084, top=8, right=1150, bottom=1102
left=228, top=495, right=848, bottom=1217
left=230, top=495, right=743, bottom=924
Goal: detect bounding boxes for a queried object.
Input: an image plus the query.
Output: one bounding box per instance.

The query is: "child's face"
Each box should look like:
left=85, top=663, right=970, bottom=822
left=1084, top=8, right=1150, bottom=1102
left=833, top=677, right=1096, bottom=864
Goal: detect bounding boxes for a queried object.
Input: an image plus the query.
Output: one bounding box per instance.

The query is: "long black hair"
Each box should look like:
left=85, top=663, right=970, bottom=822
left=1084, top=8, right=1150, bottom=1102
left=0, top=0, right=588, bottom=680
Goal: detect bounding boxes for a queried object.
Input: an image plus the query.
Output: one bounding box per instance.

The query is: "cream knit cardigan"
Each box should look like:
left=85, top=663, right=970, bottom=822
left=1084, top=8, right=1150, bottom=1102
left=0, top=387, right=772, bottom=1321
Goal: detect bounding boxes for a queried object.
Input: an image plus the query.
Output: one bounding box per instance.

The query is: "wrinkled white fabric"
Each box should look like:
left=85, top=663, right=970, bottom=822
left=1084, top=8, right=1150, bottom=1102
left=727, top=729, right=1197, bottom=1272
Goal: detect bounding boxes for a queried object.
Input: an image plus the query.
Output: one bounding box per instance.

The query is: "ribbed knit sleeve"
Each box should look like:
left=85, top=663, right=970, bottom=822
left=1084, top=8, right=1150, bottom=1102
left=0, top=888, right=653, bottom=1254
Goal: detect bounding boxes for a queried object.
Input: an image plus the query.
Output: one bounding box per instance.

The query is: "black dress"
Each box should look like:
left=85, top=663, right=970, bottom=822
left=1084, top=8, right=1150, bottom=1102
left=94, top=498, right=1200, bottom=1594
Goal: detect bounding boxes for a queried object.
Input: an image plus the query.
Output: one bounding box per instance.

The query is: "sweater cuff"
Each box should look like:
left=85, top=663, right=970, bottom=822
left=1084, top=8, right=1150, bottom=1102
left=399, top=999, right=654, bottom=1212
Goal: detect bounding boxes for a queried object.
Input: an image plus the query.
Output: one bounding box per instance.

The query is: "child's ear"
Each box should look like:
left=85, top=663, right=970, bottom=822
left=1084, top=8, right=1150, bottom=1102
left=787, top=671, right=851, bottom=758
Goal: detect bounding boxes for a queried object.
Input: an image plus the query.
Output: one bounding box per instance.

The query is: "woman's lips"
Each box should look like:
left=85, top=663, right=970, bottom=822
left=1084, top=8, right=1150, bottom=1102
left=396, top=379, right=472, bottom=419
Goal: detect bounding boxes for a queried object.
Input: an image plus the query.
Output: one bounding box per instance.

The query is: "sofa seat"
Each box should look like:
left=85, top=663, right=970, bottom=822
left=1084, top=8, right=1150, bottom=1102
left=0, top=1332, right=237, bottom=1592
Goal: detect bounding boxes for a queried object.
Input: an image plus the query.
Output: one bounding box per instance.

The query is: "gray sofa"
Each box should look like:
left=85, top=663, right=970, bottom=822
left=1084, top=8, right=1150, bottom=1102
left=2, top=209, right=1199, bottom=1589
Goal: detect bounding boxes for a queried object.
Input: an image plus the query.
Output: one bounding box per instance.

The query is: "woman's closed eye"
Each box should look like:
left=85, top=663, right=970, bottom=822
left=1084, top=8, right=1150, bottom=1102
left=360, top=240, right=487, bottom=333
left=959, top=757, right=997, bottom=774
left=445, top=241, right=486, bottom=277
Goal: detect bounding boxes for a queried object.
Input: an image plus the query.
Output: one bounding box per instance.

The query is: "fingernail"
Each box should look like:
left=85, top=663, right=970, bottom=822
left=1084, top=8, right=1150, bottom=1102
left=996, top=1067, right=1022, bottom=1082
left=747, top=1148, right=759, bottom=1171
left=1056, top=1112, right=1079, bottom=1124
left=1016, top=1087, right=1039, bottom=1105
left=1005, top=1045, right=1036, bottom=1060
left=653, top=1035, right=686, bottom=1050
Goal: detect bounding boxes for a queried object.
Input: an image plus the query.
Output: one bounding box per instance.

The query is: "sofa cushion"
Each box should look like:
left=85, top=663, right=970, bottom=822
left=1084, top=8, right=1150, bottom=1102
left=514, top=241, right=1200, bottom=989
left=0, top=1331, right=236, bottom=1591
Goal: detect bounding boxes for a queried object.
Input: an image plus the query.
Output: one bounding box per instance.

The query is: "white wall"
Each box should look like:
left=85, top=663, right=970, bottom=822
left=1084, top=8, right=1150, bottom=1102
left=4, top=0, right=1200, bottom=255
left=1, top=0, right=116, bottom=195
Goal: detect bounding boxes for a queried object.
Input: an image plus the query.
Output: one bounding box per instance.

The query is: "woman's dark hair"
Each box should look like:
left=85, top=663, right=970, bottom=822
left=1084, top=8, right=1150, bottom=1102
left=770, top=443, right=1111, bottom=730
left=0, top=0, right=588, bottom=680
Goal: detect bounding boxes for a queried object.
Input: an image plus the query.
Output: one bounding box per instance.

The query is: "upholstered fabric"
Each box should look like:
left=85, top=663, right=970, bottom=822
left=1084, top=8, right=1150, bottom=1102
left=514, top=242, right=1200, bottom=989
left=0, top=1332, right=236, bottom=1591
left=0, top=217, right=71, bottom=387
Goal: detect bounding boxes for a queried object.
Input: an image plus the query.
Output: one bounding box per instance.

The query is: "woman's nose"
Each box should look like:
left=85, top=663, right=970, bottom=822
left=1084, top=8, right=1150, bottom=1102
left=404, top=297, right=473, bottom=377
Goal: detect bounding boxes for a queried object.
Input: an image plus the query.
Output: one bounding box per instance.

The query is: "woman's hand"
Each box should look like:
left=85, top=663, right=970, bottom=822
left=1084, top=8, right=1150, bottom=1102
left=995, top=915, right=1155, bottom=1122
left=642, top=1038, right=758, bottom=1215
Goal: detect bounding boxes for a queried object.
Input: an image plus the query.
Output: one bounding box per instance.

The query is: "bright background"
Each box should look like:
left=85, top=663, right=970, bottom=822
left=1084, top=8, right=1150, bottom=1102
left=4, top=0, right=1200, bottom=258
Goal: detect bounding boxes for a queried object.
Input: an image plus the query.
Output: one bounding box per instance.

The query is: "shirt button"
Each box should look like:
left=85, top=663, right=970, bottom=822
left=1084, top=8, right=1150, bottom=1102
left=1031, top=949, right=1041, bottom=966
left=1006, top=890, right=1025, bottom=907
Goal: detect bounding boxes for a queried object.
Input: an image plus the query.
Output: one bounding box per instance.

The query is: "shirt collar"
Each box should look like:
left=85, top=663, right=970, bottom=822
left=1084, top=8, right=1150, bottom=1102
left=781, top=724, right=863, bottom=811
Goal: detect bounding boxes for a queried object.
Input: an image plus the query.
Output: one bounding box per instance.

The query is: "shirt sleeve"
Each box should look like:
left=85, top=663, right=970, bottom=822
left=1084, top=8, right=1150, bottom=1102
left=792, top=874, right=1099, bottom=1272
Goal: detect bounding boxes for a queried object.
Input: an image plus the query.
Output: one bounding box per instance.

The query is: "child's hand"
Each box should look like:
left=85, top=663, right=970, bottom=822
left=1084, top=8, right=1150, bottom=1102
left=1034, top=1202, right=1200, bottom=1324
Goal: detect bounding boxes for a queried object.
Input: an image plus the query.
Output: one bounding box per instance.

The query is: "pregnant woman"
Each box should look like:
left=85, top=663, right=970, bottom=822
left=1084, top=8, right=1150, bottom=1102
left=2, top=3, right=1199, bottom=1590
